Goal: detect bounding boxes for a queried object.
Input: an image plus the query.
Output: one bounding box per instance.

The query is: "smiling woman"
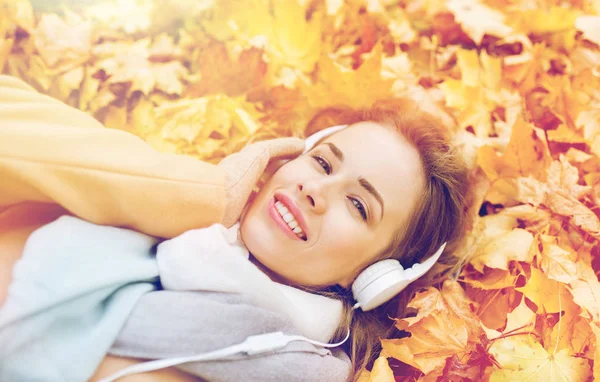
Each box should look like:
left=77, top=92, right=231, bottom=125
left=241, top=121, right=426, bottom=288
left=0, top=73, right=469, bottom=382
left=242, top=98, right=471, bottom=379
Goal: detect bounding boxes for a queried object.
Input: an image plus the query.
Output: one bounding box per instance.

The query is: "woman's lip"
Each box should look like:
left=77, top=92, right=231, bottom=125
left=268, top=197, right=304, bottom=241
left=273, top=192, right=309, bottom=240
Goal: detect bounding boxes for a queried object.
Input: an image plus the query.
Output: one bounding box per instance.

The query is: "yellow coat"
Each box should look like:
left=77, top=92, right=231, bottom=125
left=0, top=75, right=227, bottom=304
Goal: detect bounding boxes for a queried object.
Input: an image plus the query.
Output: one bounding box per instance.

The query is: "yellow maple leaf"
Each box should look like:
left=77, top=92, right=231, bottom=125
left=94, top=38, right=189, bottom=98
left=149, top=94, right=262, bottom=161
left=482, top=297, right=536, bottom=338
left=446, top=0, right=513, bottom=45
left=577, top=109, right=600, bottom=157
left=465, top=285, right=518, bottom=331
left=301, top=42, right=393, bottom=110
left=200, top=0, right=271, bottom=42
left=517, top=6, right=582, bottom=51
left=33, top=12, right=92, bottom=70
left=265, top=0, right=323, bottom=73
left=547, top=123, right=586, bottom=144
left=472, top=227, right=534, bottom=272
left=547, top=299, right=592, bottom=358
left=489, top=334, right=591, bottom=381
left=440, top=49, right=507, bottom=138
left=538, top=235, right=578, bottom=284
left=356, top=355, right=395, bottom=382
left=516, top=267, right=573, bottom=314
left=463, top=267, right=518, bottom=290
left=569, top=260, right=600, bottom=324
left=201, top=0, right=322, bottom=87
left=381, top=280, right=484, bottom=375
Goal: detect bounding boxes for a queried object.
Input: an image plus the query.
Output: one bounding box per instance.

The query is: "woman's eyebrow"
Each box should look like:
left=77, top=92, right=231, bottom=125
left=324, top=142, right=385, bottom=218
left=323, top=142, right=344, bottom=161
left=359, top=177, right=385, bottom=219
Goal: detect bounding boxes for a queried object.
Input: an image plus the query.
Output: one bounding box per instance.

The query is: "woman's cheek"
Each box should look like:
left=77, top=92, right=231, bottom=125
left=324, top=221, right=362, bottom=258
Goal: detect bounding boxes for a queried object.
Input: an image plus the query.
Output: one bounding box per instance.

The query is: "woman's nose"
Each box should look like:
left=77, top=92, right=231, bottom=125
left=297, top=182, right=327, bottom=214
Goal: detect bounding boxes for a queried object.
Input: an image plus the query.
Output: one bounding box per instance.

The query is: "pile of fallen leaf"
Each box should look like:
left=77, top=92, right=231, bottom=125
left=2, top=0, right=600, bottom=380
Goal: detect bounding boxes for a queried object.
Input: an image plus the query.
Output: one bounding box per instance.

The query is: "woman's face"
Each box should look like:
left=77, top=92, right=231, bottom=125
left=239, top=121, right=426, bottom=288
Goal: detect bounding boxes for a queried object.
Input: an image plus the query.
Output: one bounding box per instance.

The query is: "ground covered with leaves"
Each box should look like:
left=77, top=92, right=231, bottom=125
left=2, top=0, right=600, bottom=381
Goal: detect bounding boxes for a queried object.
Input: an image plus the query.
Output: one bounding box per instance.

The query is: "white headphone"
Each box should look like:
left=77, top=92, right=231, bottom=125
left=304, top=124, right=448, bottom=312
left=100, top=126, right=447, bottom=381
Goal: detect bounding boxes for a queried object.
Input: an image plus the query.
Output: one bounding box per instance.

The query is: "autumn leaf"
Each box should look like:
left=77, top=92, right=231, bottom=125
left=518, top=6, right=582, bottom=51
left=300, top=42, right=394, bottom=110
left=467, top=212, right=534, bottom=273
left=356, top=355, right=395, bottom=382
left=569, top=260, right=600, bottom=324
left=33, top=12, right=92, bottom=70
left=537, top=235, right=578, bottom=284
left=381, top=280, right=484, bottom=375
left=575, top=16, right=600, bottom=47
left=465, top=286, right=518, bottom=331
left=516, top=267, right=573, bottom=314
left=489, top=334, right=591, bottom=381
left=446, top=0, right=513, bottom=45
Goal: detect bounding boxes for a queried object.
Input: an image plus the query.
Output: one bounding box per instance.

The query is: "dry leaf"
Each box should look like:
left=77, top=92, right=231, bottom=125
left=489, top=334, right=591, bottom=381
left=381, top=280, right=484, bottom=375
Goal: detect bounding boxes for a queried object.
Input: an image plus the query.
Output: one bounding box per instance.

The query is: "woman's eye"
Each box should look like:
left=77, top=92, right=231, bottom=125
left=350, top=197, right=368, bottom=221
left=312, top=155, right=331, bottom=174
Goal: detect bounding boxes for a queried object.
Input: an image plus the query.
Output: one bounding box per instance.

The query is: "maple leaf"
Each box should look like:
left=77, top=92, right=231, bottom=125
left=200, top=0, right=322, bottom=87
left=577, top=108, right=600, bottom=158
left=446, top=0, right=513, bottom=45
left=33, top=12, right=92, bottom=70
left=356, top=355, right=395, bottom=382
left=569, top=260, right=600, bottom=324
left=82, top=0, right=155, bottom=34
left=463, top=267, right=518, bottom=290
left=300, top=42, right=394, bottom=110
left=517, top=6, right=582, bottom=51
left=93, top=38, right=189, bottom=97
left=147, top=94, right=263, bottom=162
left=440, top=48, right=520, bottom=139
left=468, top=212, right=534, bottom=273
left=538, top=235, right=578, bottom=284
left=465, top=286, right=518, bottom=331
left=185, top=41, right=267, bottom=97
left=546, top=299, right=593, bottom=359
left=515, top=155, right=600, bottom=238
left=489, top=334, right=591, bottom=381
left=483, top=298, right=537, bottom=338
left=265, top=0, right=323, bottom=73
left=516, top=267, right=574, bottom=314
left=381, top=280, right=484, bottom=375
left=200, top=0, right=271, bottom=42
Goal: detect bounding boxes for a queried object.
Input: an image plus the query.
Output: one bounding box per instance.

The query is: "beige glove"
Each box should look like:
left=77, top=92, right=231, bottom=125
left=218, top=137, right=305, bottom=227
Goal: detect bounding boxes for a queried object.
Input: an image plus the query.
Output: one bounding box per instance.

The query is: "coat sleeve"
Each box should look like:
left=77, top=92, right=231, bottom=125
left=0, top=75, right=226, bottom=239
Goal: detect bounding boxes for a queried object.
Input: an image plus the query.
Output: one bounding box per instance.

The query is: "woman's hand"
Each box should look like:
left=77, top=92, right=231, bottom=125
left=217, top=137, right=304, bottom=228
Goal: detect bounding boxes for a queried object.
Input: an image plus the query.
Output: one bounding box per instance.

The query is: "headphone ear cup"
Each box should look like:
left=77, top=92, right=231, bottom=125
left=353, top=243, right=448, bottom=312
left=352, top=259, right=407, bottom=311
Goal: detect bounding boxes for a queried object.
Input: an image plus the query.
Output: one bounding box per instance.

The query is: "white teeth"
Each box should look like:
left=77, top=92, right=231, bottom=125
left=282, top=212, right=294, bottom=223
left=275, top=199, right=305, bottom=239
